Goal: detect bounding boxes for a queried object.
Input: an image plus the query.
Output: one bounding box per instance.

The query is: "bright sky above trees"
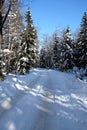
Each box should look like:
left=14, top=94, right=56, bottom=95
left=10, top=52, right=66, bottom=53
left=22, top=0, right=87, bottom=36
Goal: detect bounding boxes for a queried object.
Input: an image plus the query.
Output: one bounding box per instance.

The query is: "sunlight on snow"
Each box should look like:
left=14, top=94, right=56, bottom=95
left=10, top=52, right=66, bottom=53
left=55, top=95, right=70, bottom=102
left=1, top=98, right=12, bottom=110
left=15, top=107, right=23, bottom=115
left=13, top=80, right=87, bottom=113
left=39, top=94, right=54, bottom=103
left=6, top=121, right=16, bottom=130
left=12, top=78, right=17, bottom=82
left=15, top=83, right=29, bottom=91
left=24, top=85, right=87, bottom=112
left=36, top=104, right=52, bottom=114
left=36, top=85, right=41, bottom=90
left=56, top=110, right=80, bottom=123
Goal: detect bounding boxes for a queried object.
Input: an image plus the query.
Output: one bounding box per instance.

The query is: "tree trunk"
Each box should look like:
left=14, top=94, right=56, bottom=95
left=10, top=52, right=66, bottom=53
left=0, top=0, right=18, bottom=50
left=0, top=1, right=3, bottom=50
left=0, top=0, right=12, bottom=50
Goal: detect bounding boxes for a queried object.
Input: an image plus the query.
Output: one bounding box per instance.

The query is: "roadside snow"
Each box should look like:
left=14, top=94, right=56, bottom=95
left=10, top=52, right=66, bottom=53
left=0, top=68, right=87, bottom=130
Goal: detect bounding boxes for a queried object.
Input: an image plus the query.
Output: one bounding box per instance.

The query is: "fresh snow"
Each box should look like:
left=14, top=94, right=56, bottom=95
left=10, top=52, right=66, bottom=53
left=0, top=68, right=87, bottom=130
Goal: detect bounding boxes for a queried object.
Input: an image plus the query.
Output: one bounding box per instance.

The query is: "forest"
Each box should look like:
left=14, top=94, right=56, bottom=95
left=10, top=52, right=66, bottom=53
left=0, top=0, right=87, bottom=80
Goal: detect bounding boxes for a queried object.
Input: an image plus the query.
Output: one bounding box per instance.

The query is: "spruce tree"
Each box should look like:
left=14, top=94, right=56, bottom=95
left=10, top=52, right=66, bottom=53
left=60, top=27, right=73, bottom=70
left=40, top=47, right=47, bottom=68
left=52, top=33, right=60, bottom=69
left=17, top=8, right=38, bottom=74
left=74, top=12, right=87, bottom=69
left=46, top=45, right=53, bottom=68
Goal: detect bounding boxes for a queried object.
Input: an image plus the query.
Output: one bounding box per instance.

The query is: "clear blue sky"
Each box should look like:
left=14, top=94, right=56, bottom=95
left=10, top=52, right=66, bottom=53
left=22, top=0, right=87, bottom=36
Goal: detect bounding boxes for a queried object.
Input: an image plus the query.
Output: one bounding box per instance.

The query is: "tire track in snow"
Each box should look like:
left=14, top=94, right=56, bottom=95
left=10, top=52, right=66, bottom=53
left=28, top=70, right=60, bottom=130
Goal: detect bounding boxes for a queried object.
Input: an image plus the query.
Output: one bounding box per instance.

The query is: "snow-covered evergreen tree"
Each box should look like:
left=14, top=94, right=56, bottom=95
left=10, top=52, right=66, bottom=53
left=40, top=47, right=47, bottom=68
left=52, top=33, right=60, bottom=69
left=74, top=12, right=87, bottom=69
left=17, top=8, right=38, bottom=74
left=60, top=26, right=73, bottom=71
left=46, top=45, right=53, bottom=68
left=0, top=51, right=6, bottom=80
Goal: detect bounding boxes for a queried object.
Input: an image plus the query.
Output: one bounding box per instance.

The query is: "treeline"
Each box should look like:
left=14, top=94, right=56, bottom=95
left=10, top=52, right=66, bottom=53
left=39, top=12, right=87, bottom=77
left=0, top=0, right=87, bottom=80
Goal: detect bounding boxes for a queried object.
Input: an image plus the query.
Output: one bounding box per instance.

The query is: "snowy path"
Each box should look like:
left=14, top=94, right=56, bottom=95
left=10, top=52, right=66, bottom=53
left=0, top=68, right=87, bottom=130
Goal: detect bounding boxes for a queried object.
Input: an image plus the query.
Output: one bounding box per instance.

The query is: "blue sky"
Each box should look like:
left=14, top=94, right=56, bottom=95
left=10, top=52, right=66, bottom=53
left=23, top=0, right=87, bottom=36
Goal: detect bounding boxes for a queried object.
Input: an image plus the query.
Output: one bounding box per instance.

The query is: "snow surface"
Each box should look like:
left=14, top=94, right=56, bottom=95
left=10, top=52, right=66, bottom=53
left=0, top=68, right=87, bottom=130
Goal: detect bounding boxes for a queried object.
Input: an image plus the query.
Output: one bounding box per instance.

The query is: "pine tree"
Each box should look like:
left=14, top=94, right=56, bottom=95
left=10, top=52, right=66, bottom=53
left=17, top=8, right=38, bottom=74
left=46, top=45, right=53, bottom=68
left=74, top=12, right=87, bottom=69
left=52, top=33, right=60, bottom=69
left=60, top=27, right=73, bottom=71
left=40, top=47, right=47, bottom=68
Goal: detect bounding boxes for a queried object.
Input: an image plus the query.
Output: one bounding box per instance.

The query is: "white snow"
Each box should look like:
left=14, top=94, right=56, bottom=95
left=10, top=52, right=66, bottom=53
left=1, top=49, right=13, bottom=54
left=0, top=68, right=87, bottom=130
left=20, top=57, right=29, bottom=62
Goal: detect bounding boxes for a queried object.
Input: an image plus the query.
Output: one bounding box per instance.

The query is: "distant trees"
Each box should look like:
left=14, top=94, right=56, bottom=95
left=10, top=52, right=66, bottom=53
left=39, top=27, right=74, bottom=71
left=39, top=12, right=87, bottom=76
left=39, top=34, right=53, bottom=68
left=40, top=47, right=47, bottom=68
left=52, top=32, right=60, bottom=69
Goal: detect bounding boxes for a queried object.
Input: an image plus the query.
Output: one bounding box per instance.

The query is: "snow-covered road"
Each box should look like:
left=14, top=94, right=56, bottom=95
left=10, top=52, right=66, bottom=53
left=0, top=68, right=87, bottom=130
